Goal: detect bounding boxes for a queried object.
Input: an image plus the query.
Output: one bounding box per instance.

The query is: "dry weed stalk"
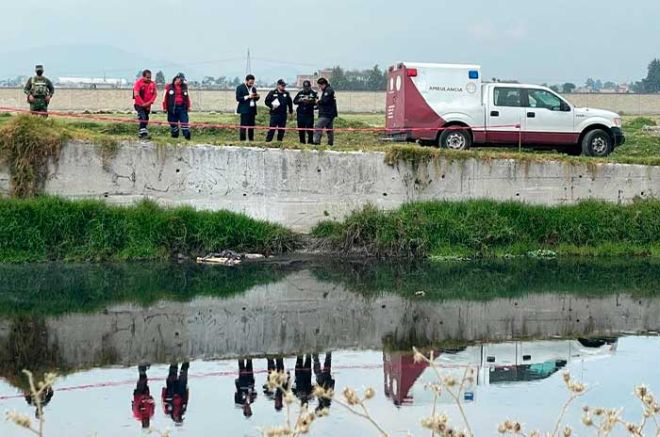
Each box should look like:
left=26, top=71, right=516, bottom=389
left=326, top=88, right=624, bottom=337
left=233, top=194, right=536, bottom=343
left=5, top=370, right=57, bottom=437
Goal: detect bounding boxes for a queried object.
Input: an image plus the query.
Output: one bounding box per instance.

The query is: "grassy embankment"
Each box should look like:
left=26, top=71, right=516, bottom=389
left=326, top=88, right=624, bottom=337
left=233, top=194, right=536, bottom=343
left=312, top=200, right=660, bottom=258
left=0, top=197, right=296, bottom=262
left=0, top=112, right=659, bottom=164
left=1, top=258, right=658, bottom=318
left=2, top=114, right=660, bottom=262
left=0, top=262, right=293, bottom=316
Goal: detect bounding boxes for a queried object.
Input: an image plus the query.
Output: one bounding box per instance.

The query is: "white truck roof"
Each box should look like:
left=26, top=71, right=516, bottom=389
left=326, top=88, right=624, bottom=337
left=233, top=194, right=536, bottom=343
left=399, top=62, right=481, bottom=70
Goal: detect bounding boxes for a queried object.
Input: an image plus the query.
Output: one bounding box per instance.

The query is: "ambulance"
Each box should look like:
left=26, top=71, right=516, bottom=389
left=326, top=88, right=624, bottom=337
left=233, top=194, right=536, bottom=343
left=386, top=63, right=625, bottom=156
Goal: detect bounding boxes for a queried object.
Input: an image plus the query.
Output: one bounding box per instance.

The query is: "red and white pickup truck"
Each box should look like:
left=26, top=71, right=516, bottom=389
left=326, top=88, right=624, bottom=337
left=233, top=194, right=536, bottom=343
left=386, top=62, right=625, bottom=156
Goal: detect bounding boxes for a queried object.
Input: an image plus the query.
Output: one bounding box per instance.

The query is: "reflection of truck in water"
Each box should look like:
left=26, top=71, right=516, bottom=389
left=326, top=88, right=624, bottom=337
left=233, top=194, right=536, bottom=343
left=385, top=63, right=625, bottom=157
left=383, top=338, right=617, bottom=406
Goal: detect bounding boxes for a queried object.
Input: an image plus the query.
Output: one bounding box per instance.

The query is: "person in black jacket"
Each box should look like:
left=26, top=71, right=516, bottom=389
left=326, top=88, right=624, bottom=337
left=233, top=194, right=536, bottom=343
left=235, top=359, right=257, bottom=417
left=236, top=74, right=260, bottom=141
left=293, top=80, right=318, bottom=144
left=313, top=352, right=335, bottom=412
left=293, top=355, right=313, bottom=406
left=313, top=78, right=338, bottom=146
left=264, top=79, right=293, bottom=142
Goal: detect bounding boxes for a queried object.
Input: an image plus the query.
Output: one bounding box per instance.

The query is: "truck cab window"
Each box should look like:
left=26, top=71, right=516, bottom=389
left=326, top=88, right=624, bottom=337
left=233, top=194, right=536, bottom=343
left=494, top=88, right=522, bottom=107
left=527, top=89, right=565, bottom=111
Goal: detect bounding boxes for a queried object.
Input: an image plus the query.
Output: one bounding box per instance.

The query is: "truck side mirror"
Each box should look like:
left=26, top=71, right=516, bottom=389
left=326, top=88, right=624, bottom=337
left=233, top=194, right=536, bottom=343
left=560, top=101, right=571, bottom=112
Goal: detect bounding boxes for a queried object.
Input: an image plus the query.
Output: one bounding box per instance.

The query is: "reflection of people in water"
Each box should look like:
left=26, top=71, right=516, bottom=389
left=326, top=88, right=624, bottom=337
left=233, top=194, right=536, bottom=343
left=313, top=352, right=335, bottom=412
left=24, top=385, right=54, bottom=418
left=162, top=362, right=190, bottom=425
left=293, top=355, right=313, bottom=406
left=264, top=357, right=289, bottom=411
left=235, top=359, right=257, bottom=417
left=132, top=365, right=155, bottom=429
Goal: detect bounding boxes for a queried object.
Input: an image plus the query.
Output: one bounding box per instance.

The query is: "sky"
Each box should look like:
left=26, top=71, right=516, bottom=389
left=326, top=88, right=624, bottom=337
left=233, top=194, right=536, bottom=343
left=2, top=0, right=660, bottom=84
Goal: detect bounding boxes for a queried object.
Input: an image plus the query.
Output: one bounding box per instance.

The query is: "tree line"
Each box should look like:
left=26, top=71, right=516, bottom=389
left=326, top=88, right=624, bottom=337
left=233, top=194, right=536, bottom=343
left=138, top=66, right=389, bottom=91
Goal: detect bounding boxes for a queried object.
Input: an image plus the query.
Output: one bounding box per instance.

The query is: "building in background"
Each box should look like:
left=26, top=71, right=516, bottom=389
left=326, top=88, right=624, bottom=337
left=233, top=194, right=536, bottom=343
left=57, top=77, right=128, bottom=89
left=295, top=69, right=333, bottom=88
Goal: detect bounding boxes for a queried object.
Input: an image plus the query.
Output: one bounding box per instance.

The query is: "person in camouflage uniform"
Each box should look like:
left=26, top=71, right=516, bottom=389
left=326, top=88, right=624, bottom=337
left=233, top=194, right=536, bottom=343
left=23, top=65, right=55, bottom=116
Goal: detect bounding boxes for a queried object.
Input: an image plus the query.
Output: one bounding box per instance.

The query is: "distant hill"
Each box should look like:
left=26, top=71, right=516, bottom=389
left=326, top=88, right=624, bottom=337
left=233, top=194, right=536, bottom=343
left=0, top=44, right=203, bottom=81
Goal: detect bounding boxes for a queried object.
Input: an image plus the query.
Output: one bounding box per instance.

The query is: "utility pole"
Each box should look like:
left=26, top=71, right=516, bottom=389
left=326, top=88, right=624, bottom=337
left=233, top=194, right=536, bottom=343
left=246, top=48, right=252, bottom=76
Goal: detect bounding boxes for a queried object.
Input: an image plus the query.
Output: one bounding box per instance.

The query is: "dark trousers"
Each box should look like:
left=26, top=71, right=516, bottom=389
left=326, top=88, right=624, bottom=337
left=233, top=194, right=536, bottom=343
left=297, top=114, right=314, bottom=144
left=266, top=113, right=287, bottom=142
left=239, top=112, right=256, bottom=141
left=294, top=355, right=313, bottom=403
left=30, top=98, right=49, bottom=117
left=134, top=104, right=151, bottom=137
left=167, top=105, right=191, bottom=140
left=267, top=358, right=285, bottom=373
left=166, top=363, right=189, bottom=395
left=313, top=117, right=335, bottom=146
left=135, top=366, right=149, bottom=395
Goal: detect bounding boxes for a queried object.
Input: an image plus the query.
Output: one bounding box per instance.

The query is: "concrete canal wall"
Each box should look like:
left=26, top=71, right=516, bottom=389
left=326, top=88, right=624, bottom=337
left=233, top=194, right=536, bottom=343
left=1, top=141, right=659, bottom=232
left=0, top=271, right=657, bottom=368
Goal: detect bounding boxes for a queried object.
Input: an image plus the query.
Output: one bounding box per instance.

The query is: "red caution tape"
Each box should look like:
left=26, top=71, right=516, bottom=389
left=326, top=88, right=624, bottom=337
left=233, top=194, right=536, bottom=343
left=0, top=362, right=476, bottom=400
left=0, top=106, right=521, bottom=134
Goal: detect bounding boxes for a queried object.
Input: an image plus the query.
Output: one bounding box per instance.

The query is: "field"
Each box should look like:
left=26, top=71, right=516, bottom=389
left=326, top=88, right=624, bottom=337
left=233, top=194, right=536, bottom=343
left=0, top=111, right=658, bottom=165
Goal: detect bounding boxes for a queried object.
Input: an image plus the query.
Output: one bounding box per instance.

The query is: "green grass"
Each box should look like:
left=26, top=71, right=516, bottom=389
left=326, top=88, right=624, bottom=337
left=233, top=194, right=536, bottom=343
left=312, top=199, right=660, bottom=258
left=0, top=261, right=292, bottom=317
left=310, top=257, right=660, bottom=301
left=0, top=115, right=70, bottom=197
left=1, top=113, right=659, bottom=165
left=0, top=197, right=298, bottom=262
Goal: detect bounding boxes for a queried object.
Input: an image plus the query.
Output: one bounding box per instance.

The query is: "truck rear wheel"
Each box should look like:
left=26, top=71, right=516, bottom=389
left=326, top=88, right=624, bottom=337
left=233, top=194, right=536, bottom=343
left=581, top=129, right=613, bottom=157
left=439, top=128, right=472, bottom=150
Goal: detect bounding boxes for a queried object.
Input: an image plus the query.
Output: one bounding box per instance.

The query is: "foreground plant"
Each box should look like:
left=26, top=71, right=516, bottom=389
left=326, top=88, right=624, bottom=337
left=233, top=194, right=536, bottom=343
left=5, top=370, right=57, bottom=437
left=498, top=374, right=660, bottom=437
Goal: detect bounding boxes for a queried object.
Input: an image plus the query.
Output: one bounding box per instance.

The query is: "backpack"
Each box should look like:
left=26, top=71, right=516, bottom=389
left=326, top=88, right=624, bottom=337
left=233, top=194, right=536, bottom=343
left=31, top=77, right=50, bottom=98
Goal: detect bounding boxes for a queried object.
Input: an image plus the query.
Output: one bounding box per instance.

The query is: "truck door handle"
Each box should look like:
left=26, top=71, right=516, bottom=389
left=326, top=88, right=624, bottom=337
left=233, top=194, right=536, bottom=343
left=527, top=112, right=536, bottom=118
left=490, top=111, right=499, bottom=117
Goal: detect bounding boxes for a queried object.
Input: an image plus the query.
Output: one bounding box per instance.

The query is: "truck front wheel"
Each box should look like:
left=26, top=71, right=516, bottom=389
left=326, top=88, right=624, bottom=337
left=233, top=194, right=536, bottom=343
left=581, top=129, right=613, bottom=157
left=439, top=128, right=472, bottom=150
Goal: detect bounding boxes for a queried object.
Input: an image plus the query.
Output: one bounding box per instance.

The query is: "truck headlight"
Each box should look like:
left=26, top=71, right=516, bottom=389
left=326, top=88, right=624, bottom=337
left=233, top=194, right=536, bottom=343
left=613, top=117, right=622, bottom=127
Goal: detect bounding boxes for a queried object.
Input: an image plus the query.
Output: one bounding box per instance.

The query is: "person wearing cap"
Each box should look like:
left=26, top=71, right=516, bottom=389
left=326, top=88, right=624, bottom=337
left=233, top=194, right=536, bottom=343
left=293, top=80, right=318, bottom=144
left=23, top=65, right=54, bottom=116
left=313, top=78, right=338, bottom=146
left=133, top=69, right=158, bottom=139
left=162, top=73, right=192, bottom=140
left=236, top=74, right=260, bottom=142
left=264, top=79, right=293, bottom=142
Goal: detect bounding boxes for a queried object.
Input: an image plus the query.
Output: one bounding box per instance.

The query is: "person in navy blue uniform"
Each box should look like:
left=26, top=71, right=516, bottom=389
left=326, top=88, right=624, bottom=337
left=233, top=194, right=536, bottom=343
left=313, top=78, right=338, bottom=146
left=235, top=359, right=257, bottom=417
left=293, top=80, right=318, bottom=144
left=236, top=75, right=260, bottom=141
left=293, top=355, right=313, bottom=406
left=313, top=353, right=335, bottom=412
left=264, top=79, right=294, bottom=142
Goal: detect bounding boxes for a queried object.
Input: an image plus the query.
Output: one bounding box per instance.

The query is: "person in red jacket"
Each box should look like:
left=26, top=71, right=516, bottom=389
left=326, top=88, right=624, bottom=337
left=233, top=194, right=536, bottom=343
left=132, top=365, right=155, bottom=429
left=162, top=362, right=190, bottom=425
left=133, top=70, right=158, bottom=139
left=162, top=73, right=192, bottom=140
